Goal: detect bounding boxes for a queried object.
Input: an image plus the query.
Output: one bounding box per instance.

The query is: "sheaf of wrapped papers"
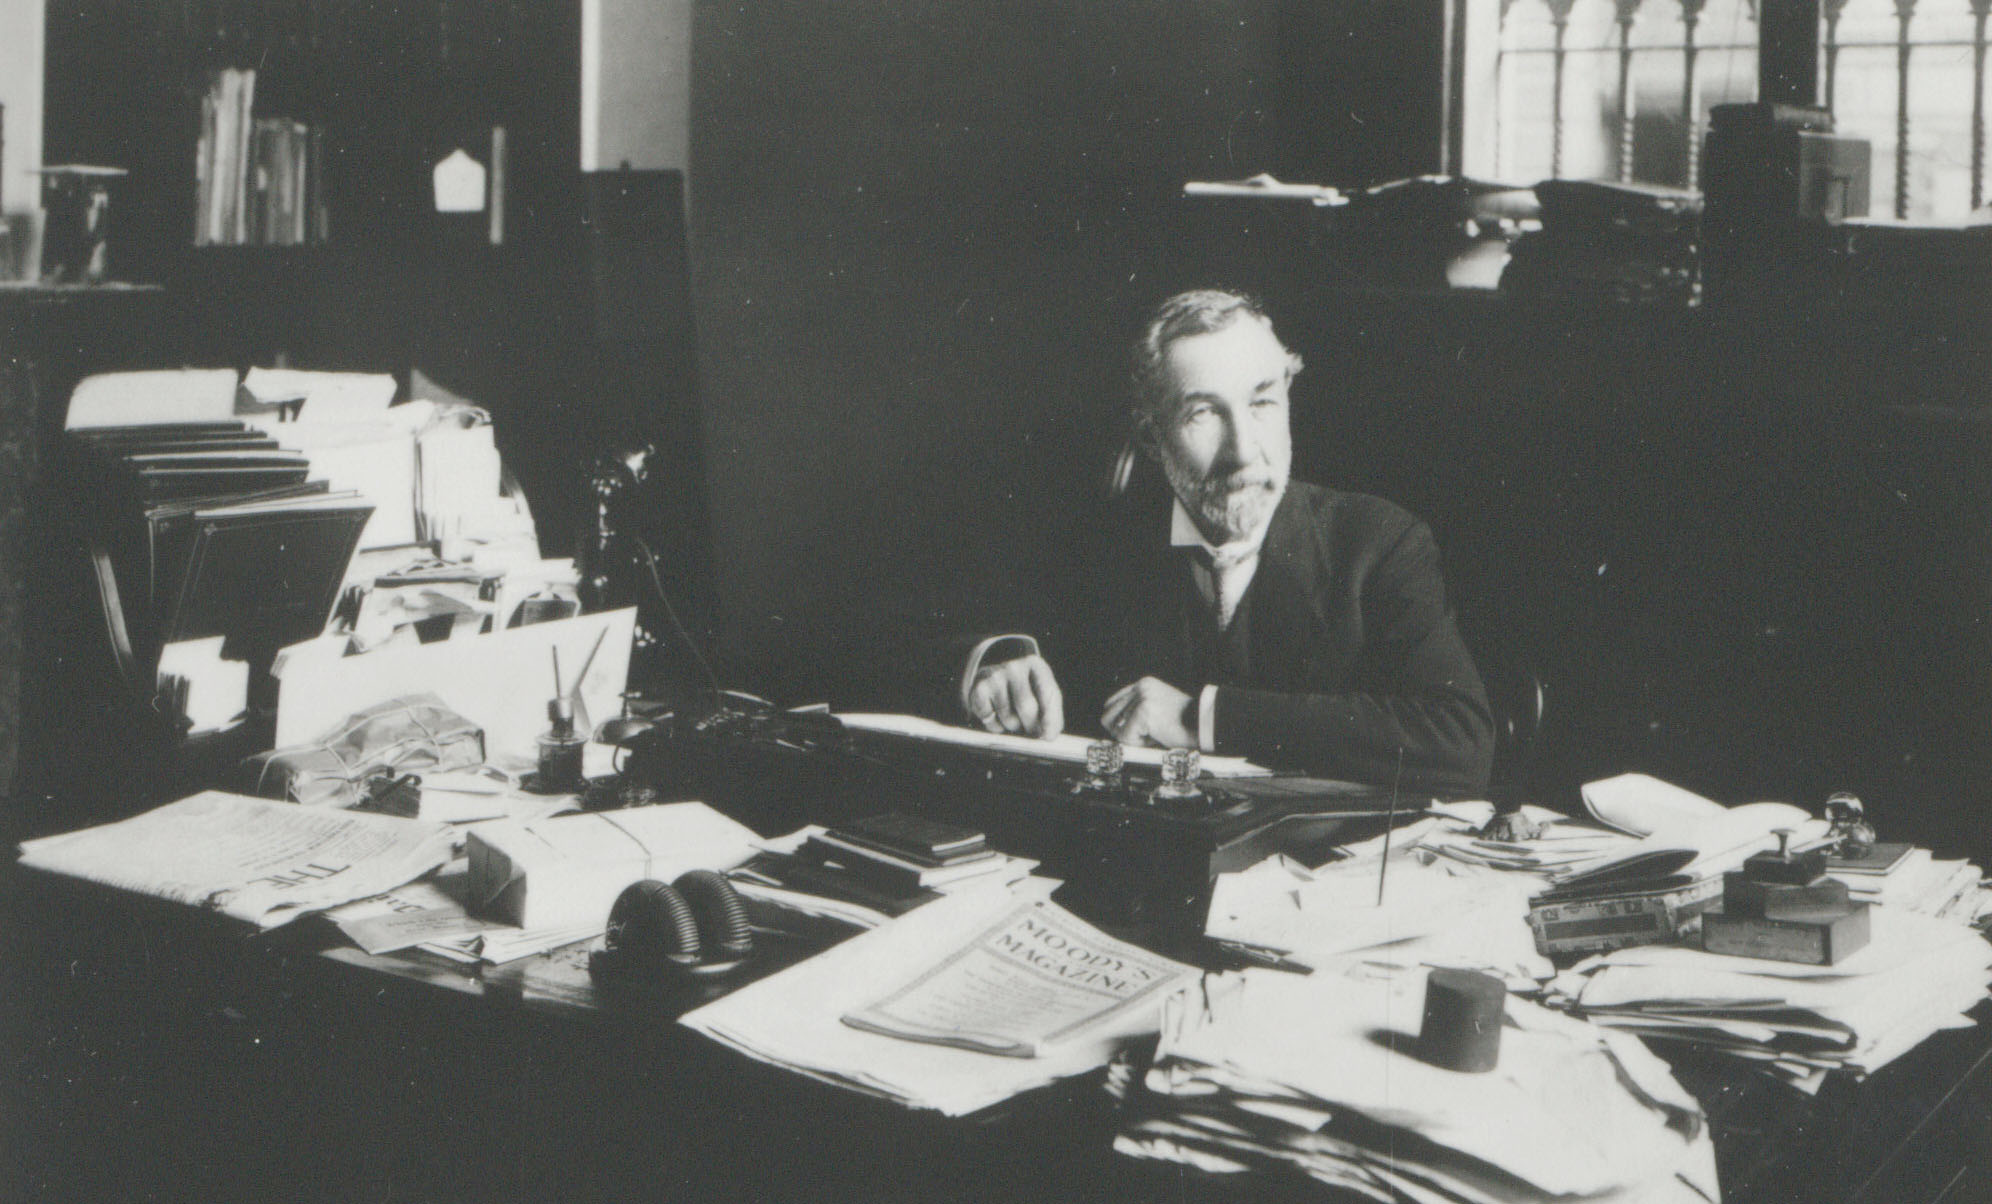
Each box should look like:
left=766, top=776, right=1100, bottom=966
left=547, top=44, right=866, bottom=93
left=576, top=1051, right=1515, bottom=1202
left=1544, top=904, right=1992, bottom=1093
left=1206, top=803, right=1554, bottom=985
left=1116, top=968, right=1718, bottom=1204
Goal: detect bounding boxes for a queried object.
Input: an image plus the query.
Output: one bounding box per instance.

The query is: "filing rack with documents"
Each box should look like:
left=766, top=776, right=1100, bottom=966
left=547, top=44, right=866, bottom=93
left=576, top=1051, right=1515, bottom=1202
left=64, top=422, right=374, bottom=737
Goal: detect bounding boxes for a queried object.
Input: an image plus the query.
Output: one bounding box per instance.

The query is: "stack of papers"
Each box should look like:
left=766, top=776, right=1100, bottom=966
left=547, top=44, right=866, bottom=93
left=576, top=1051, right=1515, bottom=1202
left=1412, top=803, right=1639, bottom=878
left=325, top=863, right=609, bottom=963
left=681, top=889, right=1194, bottom=1116
left=1206, top=838, right=1551, bottom=986
left=319, top=803, right=764, bottom=966
left=422, top=920, right=607, bottom=965
left=1544, top=904, right=1992, bottom=1093
left=415, top=415, right=518, bottom=546
left=325, top=867, right=510, bottom=955
left=1550, top=775, right=1827, bottom=891
left=1117, top=968, right=1717, bottom=1203
left=1827, top=846, right=1987, bottom=920
left=242, top=368, right=397, bottom=422
left=66, top=368, right=240, bottom=429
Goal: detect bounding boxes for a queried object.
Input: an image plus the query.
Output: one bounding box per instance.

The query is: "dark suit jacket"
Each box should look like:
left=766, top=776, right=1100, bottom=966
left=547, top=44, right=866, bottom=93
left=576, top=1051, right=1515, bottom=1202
left=1025, top=479, right=1494, bottom=795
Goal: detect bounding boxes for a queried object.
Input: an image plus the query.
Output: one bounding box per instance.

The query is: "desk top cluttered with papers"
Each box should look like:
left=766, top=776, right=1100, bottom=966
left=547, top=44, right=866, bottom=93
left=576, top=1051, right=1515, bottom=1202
left=17, top=366, right=1992, bottom=1204
left=17, top=687, right=1992, bottom=1203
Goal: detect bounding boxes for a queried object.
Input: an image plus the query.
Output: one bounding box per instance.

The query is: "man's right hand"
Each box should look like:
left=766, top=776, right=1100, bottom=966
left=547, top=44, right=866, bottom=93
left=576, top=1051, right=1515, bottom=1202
left=966, top=654, right=1066, bottom=739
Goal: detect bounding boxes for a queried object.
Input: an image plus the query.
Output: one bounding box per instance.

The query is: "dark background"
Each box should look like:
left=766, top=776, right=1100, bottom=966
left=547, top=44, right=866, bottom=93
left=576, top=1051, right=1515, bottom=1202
left=683, top=0, right=1992, bottom=858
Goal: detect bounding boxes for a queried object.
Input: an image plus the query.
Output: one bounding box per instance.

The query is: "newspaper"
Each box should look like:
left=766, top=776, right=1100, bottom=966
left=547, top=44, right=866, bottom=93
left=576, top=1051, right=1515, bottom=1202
left=17, top=791, right=455, bottom=929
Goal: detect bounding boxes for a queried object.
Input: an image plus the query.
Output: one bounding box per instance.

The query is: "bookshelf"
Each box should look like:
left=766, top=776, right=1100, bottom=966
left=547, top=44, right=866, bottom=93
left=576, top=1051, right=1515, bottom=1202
left=42, top=0, right=583, bottom=360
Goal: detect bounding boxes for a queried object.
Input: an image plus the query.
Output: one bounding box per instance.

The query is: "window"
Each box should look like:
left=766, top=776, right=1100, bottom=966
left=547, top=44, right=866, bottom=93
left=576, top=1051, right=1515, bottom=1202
left=1468, top=0, right=1992, bottom=221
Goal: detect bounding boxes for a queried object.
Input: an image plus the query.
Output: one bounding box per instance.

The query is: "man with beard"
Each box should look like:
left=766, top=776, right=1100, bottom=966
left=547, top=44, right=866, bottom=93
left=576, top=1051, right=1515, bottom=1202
left=960, top=289, right=1494, bottom=794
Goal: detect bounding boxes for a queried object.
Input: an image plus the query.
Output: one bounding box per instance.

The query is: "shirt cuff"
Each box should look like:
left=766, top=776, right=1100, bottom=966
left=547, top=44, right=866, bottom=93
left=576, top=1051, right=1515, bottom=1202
left=1198, top=683, right=1219, bottom=753
left=959, top=634, right=1041, bottom=716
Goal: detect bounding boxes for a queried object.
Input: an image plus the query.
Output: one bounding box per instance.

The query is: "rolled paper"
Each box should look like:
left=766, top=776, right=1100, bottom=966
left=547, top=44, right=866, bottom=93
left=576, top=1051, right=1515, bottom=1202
left=1419, top=967, right=1506, bottom=1073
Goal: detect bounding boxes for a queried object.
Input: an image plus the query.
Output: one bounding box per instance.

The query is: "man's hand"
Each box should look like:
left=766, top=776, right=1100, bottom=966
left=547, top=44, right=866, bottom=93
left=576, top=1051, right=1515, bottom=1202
left=1102, top=677, right=1197, bottom=749
left=967, top=654, right=1066, bottom=739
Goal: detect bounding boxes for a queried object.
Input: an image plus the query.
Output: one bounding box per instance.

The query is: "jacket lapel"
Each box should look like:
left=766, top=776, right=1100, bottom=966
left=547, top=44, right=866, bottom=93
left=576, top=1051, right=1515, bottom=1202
left=1242, top=484, right=1338, bottom=690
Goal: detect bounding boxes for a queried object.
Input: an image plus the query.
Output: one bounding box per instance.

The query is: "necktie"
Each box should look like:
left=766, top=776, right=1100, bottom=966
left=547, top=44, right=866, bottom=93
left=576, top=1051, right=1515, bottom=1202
left=1187, top=545, right=1253, bottom=632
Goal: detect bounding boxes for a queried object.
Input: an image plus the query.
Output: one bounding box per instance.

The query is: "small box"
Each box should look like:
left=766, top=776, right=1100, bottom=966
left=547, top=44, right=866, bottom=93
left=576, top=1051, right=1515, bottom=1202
left=1722, top=871, right=1851, bottom=922
left=1702, top=902, right=1871, bottom=966
left=465, top=803, right=759, bottom=931
left=1739, top=845, right=1828, bottom=885
left=1527, top=875, right=1724, bottom=958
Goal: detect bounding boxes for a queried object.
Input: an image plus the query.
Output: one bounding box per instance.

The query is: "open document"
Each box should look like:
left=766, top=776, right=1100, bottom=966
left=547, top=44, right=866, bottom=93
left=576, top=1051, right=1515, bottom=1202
left=681, top=888, right=1195, bottom=1115
left=17, top=791, right=454, bottom=929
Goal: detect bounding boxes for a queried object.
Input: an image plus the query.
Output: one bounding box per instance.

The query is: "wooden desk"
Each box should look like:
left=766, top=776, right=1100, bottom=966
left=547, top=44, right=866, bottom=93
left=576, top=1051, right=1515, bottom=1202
left=7, top=855, right=1991, bottom=1204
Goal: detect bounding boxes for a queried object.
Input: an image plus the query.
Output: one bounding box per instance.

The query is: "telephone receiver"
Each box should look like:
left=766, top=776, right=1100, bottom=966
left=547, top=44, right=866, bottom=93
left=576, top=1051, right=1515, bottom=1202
left=589, top=870, right=756, bottom=982
left=594, top=690, right=780, bottom=752
left=596, top=714, right=661, bottom=748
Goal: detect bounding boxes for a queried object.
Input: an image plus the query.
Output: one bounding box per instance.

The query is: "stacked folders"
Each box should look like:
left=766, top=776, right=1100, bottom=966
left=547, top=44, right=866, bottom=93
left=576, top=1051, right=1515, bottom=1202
left=70, top=422, right=373, bottom=663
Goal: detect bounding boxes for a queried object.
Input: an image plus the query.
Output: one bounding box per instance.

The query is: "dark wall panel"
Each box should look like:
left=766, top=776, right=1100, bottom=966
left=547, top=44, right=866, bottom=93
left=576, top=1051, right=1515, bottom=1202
left=688, top=0, right=1294, bottom=698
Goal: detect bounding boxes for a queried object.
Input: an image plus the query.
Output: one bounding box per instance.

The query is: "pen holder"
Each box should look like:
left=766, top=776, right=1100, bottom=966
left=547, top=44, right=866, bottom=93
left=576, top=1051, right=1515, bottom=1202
left=534, top=696, right=588, bottom=793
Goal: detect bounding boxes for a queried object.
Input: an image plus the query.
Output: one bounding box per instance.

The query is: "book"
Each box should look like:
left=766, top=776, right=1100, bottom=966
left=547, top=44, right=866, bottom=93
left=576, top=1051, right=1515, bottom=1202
left=1528, top=875, right=1725, bottom=957
left=817, top=826, right=990, bottom=867
left=800, top=835, right=1005, bottom=891
left=810, top=827, right=997, bottom=872
left=827, top=811, right=987, bottom=863
left=730, top=850, right=941, bottom=922
left=1825, top=842, right=1914, bottom=877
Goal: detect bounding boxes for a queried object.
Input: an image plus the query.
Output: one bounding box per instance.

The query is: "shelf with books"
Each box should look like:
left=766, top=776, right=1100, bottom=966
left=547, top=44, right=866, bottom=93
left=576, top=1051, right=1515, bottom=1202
left=45, top=0, right=580, bottom=282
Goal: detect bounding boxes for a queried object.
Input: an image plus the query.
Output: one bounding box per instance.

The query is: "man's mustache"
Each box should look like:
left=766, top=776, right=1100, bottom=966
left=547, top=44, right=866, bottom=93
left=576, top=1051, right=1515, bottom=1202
left=1201, top=472, right=1277, bottom=495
